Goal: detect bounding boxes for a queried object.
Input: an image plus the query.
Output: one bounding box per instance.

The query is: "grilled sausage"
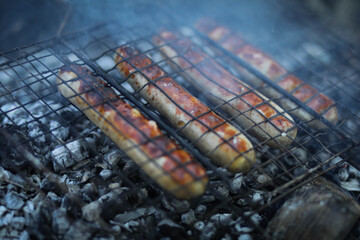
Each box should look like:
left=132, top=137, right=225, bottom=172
left=154, top=31, right=297, bottom=148
left=195, top=19, right=338, bottom=129
left=114, top=46, right=255, bottom=173
left=57, top=64, right=207, bottom=199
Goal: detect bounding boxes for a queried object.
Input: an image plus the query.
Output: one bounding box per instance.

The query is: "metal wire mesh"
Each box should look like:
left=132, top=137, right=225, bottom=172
left=1, top=1, right=360, bottom=239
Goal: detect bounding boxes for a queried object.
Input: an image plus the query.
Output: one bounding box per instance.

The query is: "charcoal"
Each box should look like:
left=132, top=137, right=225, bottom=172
left=9, top=230, right=19, bottom=238
left=0, top=212, right=14, bottom=227
left=110, top=225, right=121, bottom=235
left=267, top=178, right=360, bottom=240
left=200, top=194, right=216, bottom=203
left=122, top=160, right=138, bottom=175
left=81, top=183, right=99, bottom=202
left=338, top=167, right=349, bottom=181
left=104, top=149, right=123, bottom=167
left=0, top=125, right=32, bottom=171
left=64, top=220, right=93, bottom=240
left=82, top=201, right=103, bottom=222
left=157, top=219, right=185, bottom=238
left=1, top=103, right=28, bottom=125
left=213, top=183, right=230, bottom=200
left=0, top=228, right=6, bottom=238
left=49, top=120, right=69, bottom=140
left=0, top=169, right=27, bottom=189
left=256, top=174, right=271, bottom=185
left=81, top=171, right=95, bottom=183
left=61, top=192, right=82, bottom=218
left=40, top=177, right=63, bottom=196
left=235, top=222, right=254, bottom=234
left=99, top=191, right=126, bottom=220
left=293, top=166, right=306, bottom=177
left=51, top=208, right=70, bottom=235
left=109, top=183, right=121, bottom=190
left=114, top=207, right=156, bottom=224
left=0, top=206, right=7, bottom=218
left=238, top=234, right=253, bottom=240
left=28, top=122, right=46, bottom=144
left=11, top=216, right=25, bottom=230
left=19, top=231, right=30, bottom=240
left=220, top=233, right=232, bottom=240
left=181, top=210, right=195, bottom=225
left=252, top=192, right=264, bottom=205
left=122, top=220, right=140, bottom=232
left=194, top=221, right=205, bottom=231
left=5, top=192, right=25, bottom=210
left=46, top=192, right=61, bottom=204
left=245, top=212, right=261, bottom=225
left=230, top=174, right=243, bottom=193
left=161, top=198, right=189, bottom=213
left=99, top=169, right=113, bottom=180
left=341, top=179, right=360, bottom=191
left=200, top=222, right=216, bottom=240
left=51, top=139, right=89, bottom=171
left=210, top=213, right=232, bottom=226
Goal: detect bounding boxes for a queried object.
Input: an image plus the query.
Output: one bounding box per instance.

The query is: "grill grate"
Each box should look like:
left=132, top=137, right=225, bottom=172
left=1, top=1, right=360, bottom=239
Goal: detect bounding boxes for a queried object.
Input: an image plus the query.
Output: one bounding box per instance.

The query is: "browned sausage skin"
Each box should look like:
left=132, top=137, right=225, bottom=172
left=153, top=31, right=297, bottom=148
left=196, top=18, right=338, bottom=128
left=57, top=64, right=207, bottom=199
left=114, top=46, right=256, bottom=173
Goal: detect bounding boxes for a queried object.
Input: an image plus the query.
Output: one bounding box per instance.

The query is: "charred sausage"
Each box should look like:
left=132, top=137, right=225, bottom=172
left=114, top=46, right=255, bottom=173
left=57, top=64, right=207, bottom=199
left=154, top=31, right=297, bottom=148
left=195, top=19, right=338, bottom=129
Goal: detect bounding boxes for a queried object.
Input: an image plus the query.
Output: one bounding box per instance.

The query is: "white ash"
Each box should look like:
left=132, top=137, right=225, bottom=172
left=0, top=206, right=7, bottom=218
left=210, top=213, right=232, bottom=226
left=252, top=192, right=264, bottom=205
left=338, top=167, right=350, bottom=181
left=99, top=169, right=113, bottom=180
left=340, top=179, right=360, bottom=192
left=4, top=192, right=25, bottom=210
left=51, top=139, right=89, bottom=172
left=256, top=174, right=271, bottom=184
left=230, top=174, right=244, bottom=193
left=51, top=208, right=70, bottom=235
left=82, top=200, right=103, bottom=222
left=238, top=234, right=253, bottom=240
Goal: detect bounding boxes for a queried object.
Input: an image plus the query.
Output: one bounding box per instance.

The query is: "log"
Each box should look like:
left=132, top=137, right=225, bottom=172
left=267, top=177, right=360, bottom=240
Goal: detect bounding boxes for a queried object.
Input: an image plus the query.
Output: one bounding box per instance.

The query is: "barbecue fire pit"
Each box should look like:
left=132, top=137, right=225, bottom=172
left=1, top=1, right=360, bottom=239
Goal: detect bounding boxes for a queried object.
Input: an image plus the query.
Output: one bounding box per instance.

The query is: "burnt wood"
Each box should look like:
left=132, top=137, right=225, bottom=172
left=267, top=177, right=360, bottom=240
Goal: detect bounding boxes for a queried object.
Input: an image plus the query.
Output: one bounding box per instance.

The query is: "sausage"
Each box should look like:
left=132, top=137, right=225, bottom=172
left=154, top=31, right=297, bottom=148
left=56, top=64, right=207, bottom=199
left=195, top=19, right=338, bottom=129
left=114, top=46, right=255, bottom=173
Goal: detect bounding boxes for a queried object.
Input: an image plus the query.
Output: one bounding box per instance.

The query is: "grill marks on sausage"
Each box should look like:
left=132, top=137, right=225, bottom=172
left=235, top=45, right=287, bottom=81
left=115, top=47, right=250, bottom=154
left=59, top=65, right=206, bottom=186
left=157, top=33, right=294, bottom=131
left=196, top=20, right=337, bottom=117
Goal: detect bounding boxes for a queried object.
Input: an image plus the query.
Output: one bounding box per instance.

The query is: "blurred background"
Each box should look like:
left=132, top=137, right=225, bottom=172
left=1, top=0, right=359, bottom=52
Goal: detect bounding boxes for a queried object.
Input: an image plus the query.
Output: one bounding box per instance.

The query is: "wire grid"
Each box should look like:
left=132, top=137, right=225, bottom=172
left=0, top=2, right=359, bottom=238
